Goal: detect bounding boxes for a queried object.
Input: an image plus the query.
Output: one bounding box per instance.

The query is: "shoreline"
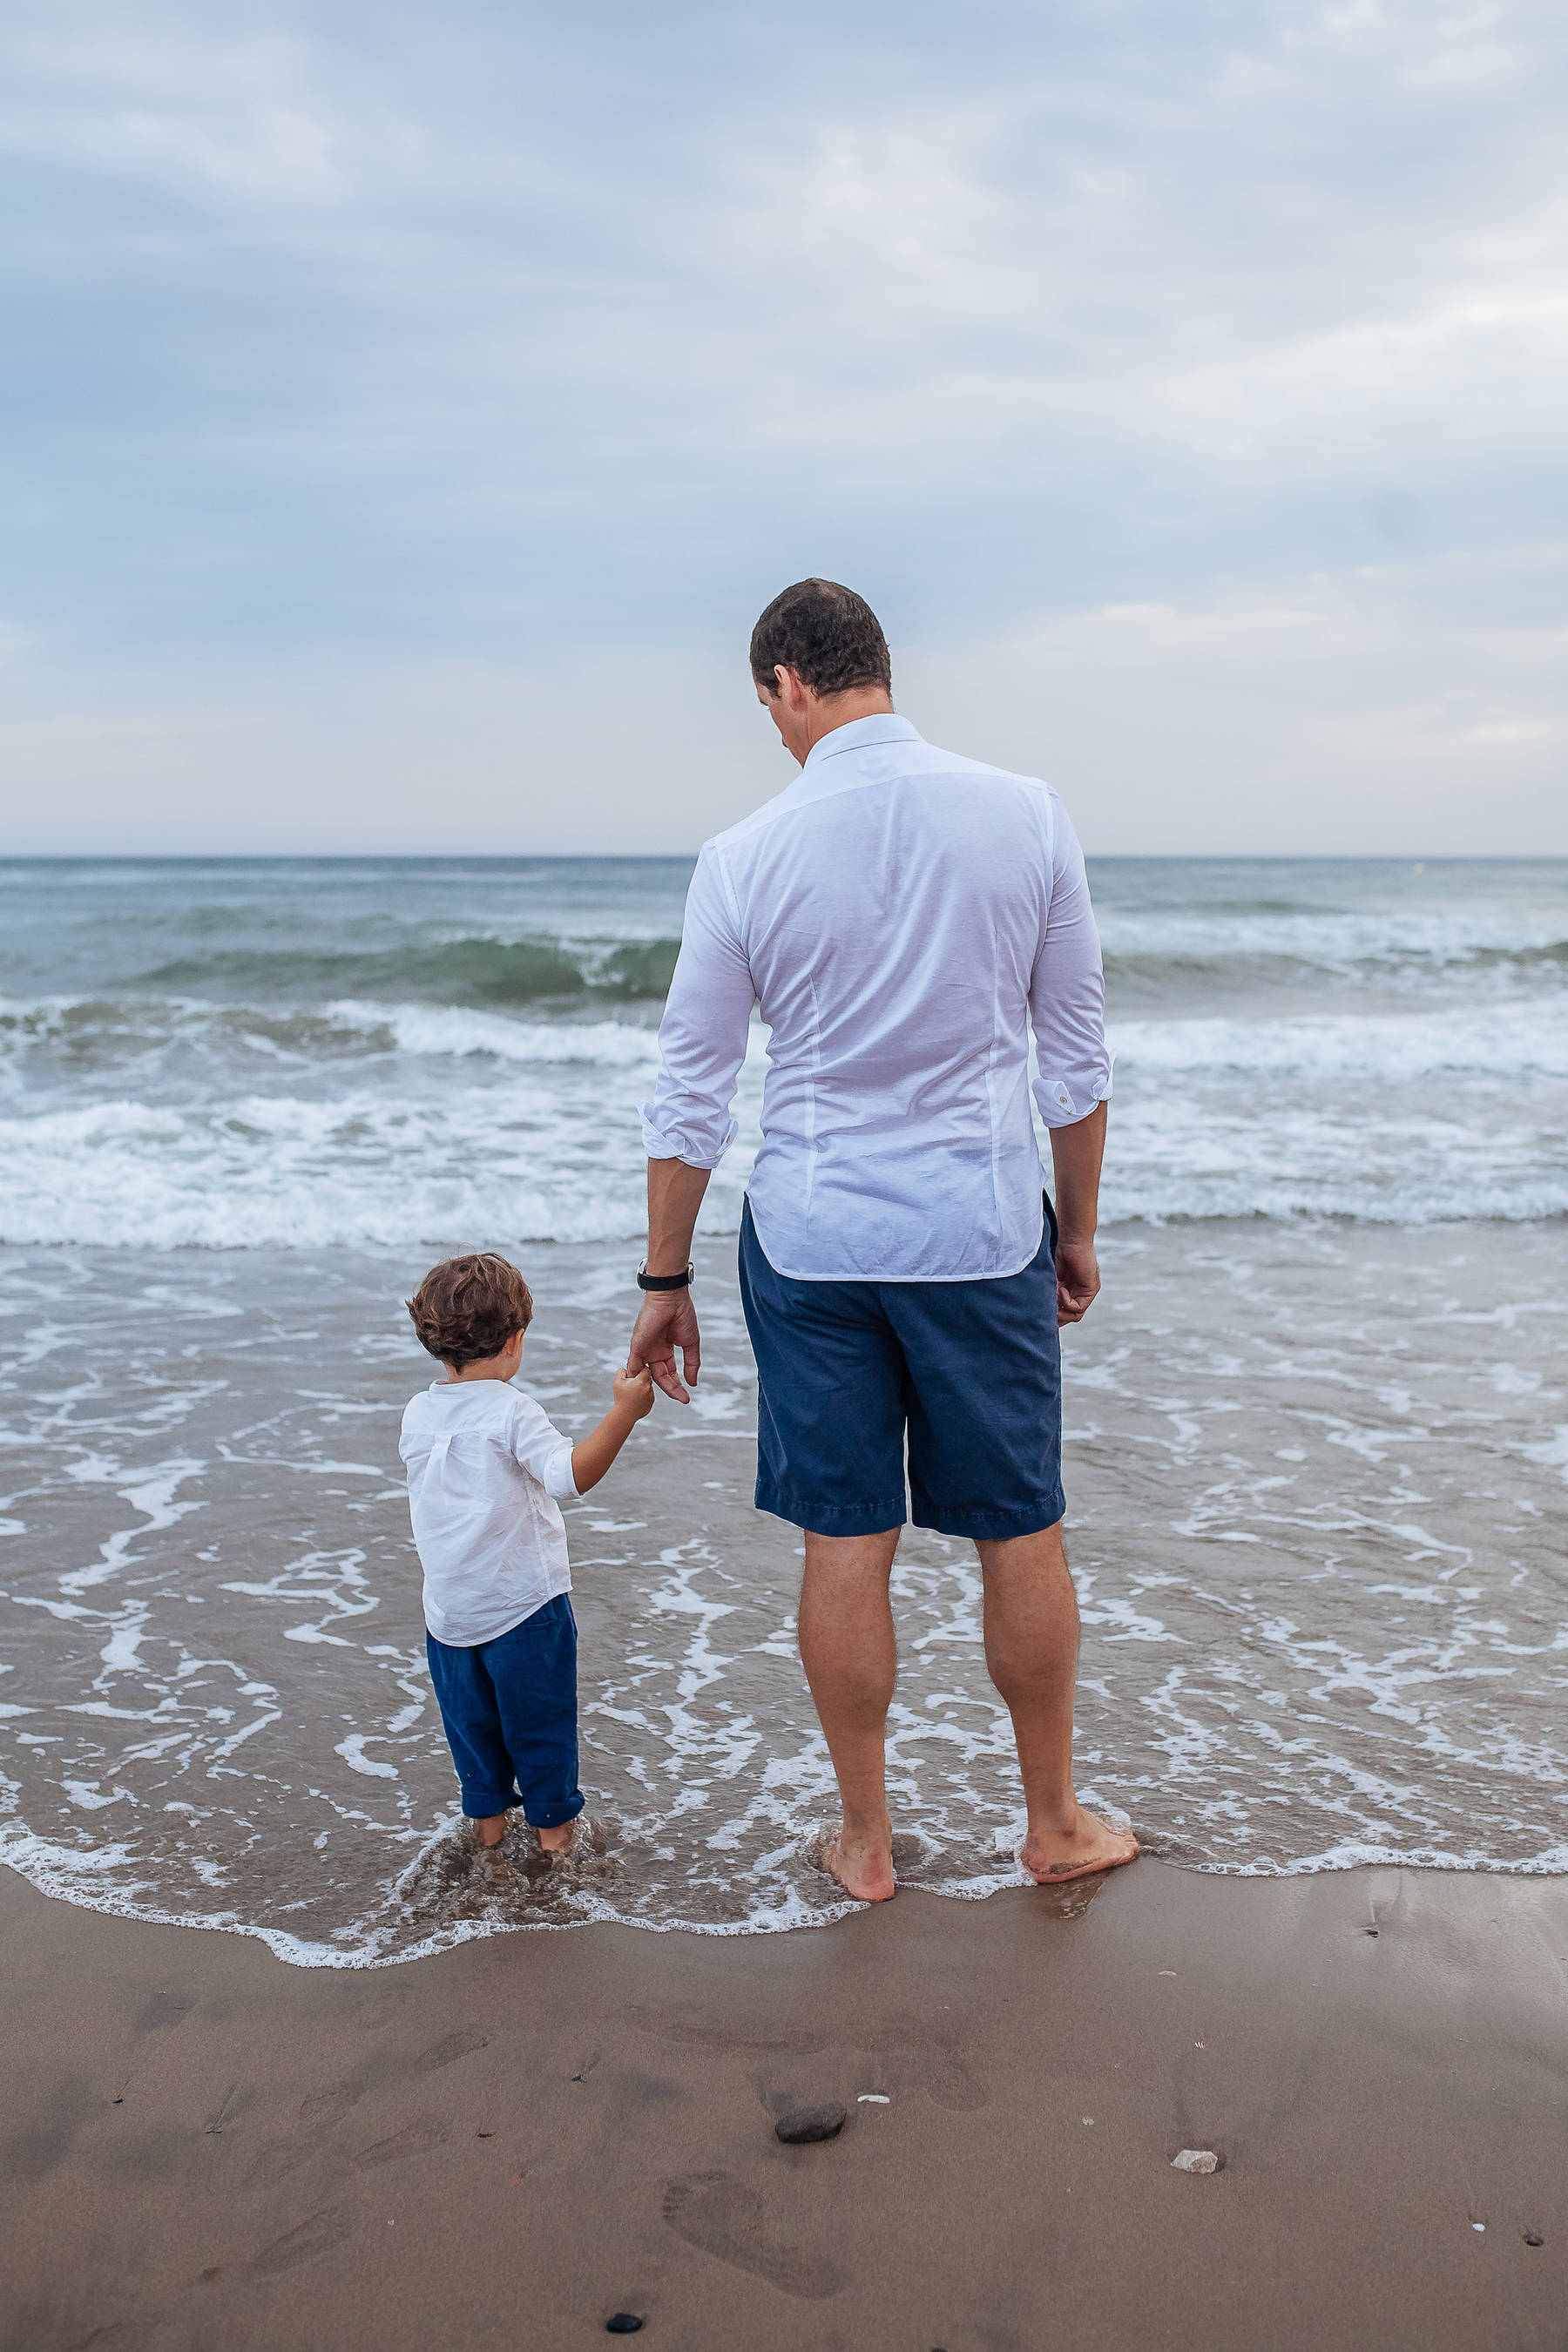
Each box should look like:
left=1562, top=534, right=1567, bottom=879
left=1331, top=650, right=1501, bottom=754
left=6, top=1832, right=1568, bottom=1974
left=4, top=1856, right=1565, bottom=2350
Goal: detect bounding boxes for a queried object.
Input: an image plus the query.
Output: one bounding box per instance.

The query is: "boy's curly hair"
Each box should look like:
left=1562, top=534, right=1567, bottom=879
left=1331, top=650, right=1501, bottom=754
left=407, top=1253, right=534, bottom=1371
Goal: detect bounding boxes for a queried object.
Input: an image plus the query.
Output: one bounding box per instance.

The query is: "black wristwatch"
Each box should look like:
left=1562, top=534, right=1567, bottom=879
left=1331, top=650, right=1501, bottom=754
left=637, top=1261, right=694, bottom=1292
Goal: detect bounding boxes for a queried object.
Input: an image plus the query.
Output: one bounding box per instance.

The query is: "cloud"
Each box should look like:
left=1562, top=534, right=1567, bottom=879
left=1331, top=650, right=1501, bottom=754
left=0, top=0, right=1563, bottom=849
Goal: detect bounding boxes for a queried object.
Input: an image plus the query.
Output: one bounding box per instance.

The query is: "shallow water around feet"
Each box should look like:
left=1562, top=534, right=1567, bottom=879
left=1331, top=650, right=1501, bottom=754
left=2, top=1221, right=1564, bottom=1963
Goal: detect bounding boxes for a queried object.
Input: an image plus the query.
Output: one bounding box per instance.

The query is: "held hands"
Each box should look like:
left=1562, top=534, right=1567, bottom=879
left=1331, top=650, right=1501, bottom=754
left=627, top=1288, right=701, bottom=1405
left=1055, top=1237, right=1101, bottom=1327
left=571, top=1363, right=655, bottom=1495
left=612, top=1365, right=656, bottom=1422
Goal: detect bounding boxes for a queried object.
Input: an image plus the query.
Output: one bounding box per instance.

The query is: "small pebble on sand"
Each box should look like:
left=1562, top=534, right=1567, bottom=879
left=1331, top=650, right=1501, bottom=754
left=857, top=2093, right=890, bottom=2105
left=1171, top=2148, right=1221, bottom=2175
left=775, top=2102, right=847, bottom=2144
left=605, top=2316, right=643, bottom=2335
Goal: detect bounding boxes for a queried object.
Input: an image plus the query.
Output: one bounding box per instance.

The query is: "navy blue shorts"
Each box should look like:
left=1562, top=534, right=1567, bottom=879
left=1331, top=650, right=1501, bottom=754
left=738, top=1197, right=1064, bottom=1543
left=425, top=1593, right=585, bottom=1828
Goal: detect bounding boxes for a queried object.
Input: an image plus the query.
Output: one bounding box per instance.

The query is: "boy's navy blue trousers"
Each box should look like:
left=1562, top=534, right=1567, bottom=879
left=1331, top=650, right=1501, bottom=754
left=425, top=1592, right=585, bottom=1828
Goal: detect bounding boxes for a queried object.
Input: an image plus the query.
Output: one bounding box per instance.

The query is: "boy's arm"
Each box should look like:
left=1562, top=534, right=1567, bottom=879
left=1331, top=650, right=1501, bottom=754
left=570, top=1368, right=655, bottom=1495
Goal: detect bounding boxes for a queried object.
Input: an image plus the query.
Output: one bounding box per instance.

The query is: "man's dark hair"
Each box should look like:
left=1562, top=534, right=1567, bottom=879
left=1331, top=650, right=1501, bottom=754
left=749, top=579, right=892, bottom=700
left=407, top=1252, right=534, bottom=1371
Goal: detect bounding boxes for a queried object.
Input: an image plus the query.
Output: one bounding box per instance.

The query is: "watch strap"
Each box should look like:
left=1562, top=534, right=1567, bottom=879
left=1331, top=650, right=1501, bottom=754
left=637, top=1261, right=693, bottom=1291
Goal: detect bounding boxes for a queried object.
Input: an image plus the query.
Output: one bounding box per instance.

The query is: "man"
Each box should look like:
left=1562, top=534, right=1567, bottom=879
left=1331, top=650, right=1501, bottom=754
left=628, top=578, right=1138, bottom=1902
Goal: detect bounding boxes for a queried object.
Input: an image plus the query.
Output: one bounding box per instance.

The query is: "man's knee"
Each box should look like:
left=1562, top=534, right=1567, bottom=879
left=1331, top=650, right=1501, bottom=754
left=975, top=1521, right=1070, bottom=1579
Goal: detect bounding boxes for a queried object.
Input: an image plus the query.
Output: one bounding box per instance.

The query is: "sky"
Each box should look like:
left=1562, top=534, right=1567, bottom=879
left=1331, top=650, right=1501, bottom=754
left=1, top=0, right=1565, bottom=855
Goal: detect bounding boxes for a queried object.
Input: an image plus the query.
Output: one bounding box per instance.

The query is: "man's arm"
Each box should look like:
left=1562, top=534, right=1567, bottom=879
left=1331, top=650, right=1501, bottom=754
left=627, top=1159, right=711, bottom=1402
left=1049, top=1100, right=1106, bottom=1327
left=632, top=845, right=754, bottom=1402
left=1029, top=794, right=1112, bottom=1328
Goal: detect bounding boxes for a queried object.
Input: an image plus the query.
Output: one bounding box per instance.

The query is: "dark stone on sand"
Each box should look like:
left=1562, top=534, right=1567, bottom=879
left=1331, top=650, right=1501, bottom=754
left=1524, top=2234, right=1544, bottom=2247
left=605, top=2316, right=644, bottom=2335
left=774, top=2102, right=847, bottom=2145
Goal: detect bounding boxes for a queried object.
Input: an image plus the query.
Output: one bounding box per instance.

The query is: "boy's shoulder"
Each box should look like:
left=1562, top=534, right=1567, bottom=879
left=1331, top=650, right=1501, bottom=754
left=401, top=1379, right=525, bottom=1439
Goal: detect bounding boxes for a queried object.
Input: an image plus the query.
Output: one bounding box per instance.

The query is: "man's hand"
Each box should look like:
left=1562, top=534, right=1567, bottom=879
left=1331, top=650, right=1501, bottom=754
left=628, top=1288, right=701, bottom=1404
left=1055, top=1238, right=1100, bottom=1327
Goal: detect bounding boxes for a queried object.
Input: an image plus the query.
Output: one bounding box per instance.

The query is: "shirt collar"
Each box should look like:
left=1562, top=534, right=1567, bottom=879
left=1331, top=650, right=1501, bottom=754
left=800, top=713, right=922, bottom=774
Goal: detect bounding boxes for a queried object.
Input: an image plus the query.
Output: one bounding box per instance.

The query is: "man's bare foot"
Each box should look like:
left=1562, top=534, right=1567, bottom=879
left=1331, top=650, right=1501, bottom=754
left=475, top=1813, right=508, bottom=1850
left=814, top=1825, right=896, bottom=1903
left=1020, top=1806, right=1139, bottom=1885
left=537, top=1820, right=575, bottom=1859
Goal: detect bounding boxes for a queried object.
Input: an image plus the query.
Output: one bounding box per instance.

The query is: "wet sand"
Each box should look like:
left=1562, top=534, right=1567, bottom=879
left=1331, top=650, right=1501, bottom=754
left=4, top=1858, right=1565, bottom=2351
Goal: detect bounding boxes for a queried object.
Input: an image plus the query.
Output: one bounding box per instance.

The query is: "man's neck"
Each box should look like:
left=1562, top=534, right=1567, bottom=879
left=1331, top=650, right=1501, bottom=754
left=799, top=687, right=896, bottom=761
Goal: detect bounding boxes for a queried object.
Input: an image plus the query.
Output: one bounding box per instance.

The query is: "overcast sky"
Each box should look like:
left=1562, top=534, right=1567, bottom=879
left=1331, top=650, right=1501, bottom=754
left=2, top=0, right=1565, bottom=855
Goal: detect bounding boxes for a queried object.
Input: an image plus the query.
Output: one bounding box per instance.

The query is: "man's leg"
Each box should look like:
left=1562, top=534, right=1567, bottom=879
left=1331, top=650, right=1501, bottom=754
left=977, top=1523, right=1139, bottom=1881
left=798, top=1526, right=902, bottom=1902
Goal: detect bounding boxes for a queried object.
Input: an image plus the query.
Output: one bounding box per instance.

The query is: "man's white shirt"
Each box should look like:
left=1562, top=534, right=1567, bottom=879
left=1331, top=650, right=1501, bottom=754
left=399, top=1380, right=578, bottom=1647
left=641, top=713, right=1112, bottom=1282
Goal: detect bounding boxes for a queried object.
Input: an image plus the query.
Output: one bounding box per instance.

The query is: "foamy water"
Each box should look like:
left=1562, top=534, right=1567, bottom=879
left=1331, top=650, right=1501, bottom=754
left=1, top=856, right=1565, bottom=1959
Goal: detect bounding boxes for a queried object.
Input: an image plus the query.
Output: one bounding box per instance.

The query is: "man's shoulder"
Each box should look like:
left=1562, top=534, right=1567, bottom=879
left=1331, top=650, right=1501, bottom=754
left=909, top=740, right=1057, bottom=800
left=699, top=738, right=1055, bottom=863
left=700, top=788, right=799, bottom=860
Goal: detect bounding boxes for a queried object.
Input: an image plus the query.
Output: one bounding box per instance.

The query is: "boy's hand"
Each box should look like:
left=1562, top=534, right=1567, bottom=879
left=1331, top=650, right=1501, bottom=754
left=613, top=1366, right=656, bottom=1423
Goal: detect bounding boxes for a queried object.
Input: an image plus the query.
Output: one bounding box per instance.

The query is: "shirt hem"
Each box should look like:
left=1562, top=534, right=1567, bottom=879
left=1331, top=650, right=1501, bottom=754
left=746, top=1190, right=1047, bottom=1285
left=422, top=1578, right=572, bottom=1651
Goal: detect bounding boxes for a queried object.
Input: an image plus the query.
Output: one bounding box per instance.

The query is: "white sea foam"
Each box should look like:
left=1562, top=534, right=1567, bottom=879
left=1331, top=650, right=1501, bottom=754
left=3, top=1217, right=1566, bottom=1957
left=322, top=1001, right=664, bottom=1065
left=1112, top=998, right=1568, bottom=1082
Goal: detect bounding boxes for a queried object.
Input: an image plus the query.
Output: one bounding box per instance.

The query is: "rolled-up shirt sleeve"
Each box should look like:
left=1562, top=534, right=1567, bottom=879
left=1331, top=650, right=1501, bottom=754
left=639, top=842, right=755, bottom=1168
left=1030, top=794, right=1113, bottom=1127
left=510, top=1396, right=579, bottom=1502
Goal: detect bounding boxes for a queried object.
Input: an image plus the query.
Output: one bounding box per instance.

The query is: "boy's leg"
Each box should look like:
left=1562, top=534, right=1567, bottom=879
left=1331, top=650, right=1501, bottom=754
left=424, top=1632, right=521, bottom=1847
left=483, top=1595, right=585, bottom=1854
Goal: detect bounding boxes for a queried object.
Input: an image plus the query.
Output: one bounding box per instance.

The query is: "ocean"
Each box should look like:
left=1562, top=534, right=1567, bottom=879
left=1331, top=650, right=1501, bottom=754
left=2, top=855, right=1565, bottom=1962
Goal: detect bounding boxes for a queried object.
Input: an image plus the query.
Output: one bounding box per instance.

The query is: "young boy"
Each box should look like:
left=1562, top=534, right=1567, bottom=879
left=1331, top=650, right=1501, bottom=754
left=401, top=1251, right=653, bottom=1856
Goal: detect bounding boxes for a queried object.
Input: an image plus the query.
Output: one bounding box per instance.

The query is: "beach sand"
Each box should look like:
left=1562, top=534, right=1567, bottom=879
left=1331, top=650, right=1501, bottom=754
left=4, top=1858, right=1565, bottom=2351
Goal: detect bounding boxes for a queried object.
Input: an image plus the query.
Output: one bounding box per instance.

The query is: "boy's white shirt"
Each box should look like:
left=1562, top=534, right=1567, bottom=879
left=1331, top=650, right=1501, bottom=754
left=399, top=1379, right=578, bottom=1647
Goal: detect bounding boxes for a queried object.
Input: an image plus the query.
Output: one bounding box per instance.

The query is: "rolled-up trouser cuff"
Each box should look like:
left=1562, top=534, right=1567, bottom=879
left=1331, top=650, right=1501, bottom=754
left=524, top=1792, right=586, bottom=1830
left=460, top=1786, right=520, bottom=1819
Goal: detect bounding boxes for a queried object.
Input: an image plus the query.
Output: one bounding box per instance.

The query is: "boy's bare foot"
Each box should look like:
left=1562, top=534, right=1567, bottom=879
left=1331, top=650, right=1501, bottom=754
left=537, top=1820, right=575, bottom=1858
left=1020, top=1806, right=1139, bottom=1885
left=475, top=1814, right=508, bottom=1850
left=813, top=1824, right=896, bottom=1903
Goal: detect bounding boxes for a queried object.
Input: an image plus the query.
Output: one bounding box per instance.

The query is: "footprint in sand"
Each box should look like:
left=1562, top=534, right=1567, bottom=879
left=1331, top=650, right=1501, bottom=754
left=417, top=2028, right=488, bottom=2071
left=661, top=2174, right=843, bottom=2300
left=135, top=1990, right=193, bottom=2033
left=629, top=2008, right=828, bottom=2058
left=250, top=2206, right=353, bottom=2276
left=68, top=2319, right=170, bottom=2351
left=861, top=2020, right=986, bottom=2112
left=352, top=2119, right=449, bottom=2170
left=298, top=2080, right=368, bottom=2129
